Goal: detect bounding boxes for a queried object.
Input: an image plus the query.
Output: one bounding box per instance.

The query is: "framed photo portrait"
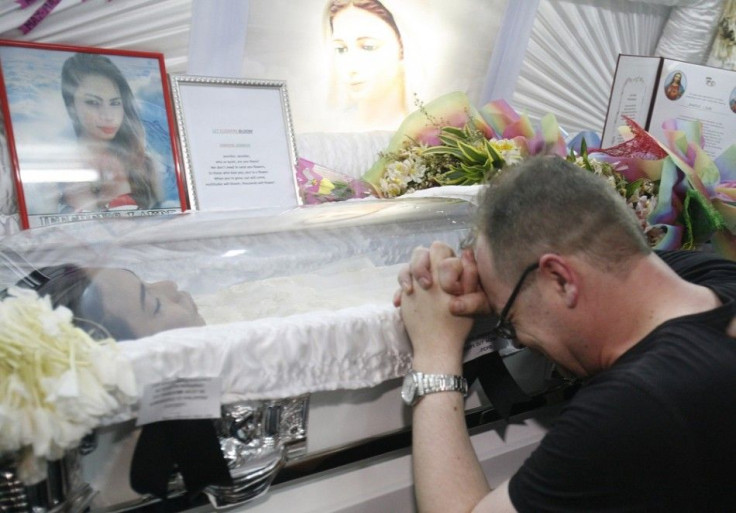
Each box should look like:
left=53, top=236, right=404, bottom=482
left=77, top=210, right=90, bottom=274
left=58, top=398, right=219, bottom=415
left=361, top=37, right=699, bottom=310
left=0, top=40, right=187, bottom=229
left=169, top=75, right=300, bottom=211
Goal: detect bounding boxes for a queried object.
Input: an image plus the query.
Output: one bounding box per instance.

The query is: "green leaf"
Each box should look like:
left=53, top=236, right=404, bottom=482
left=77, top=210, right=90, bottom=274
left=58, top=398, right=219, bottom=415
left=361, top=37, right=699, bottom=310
left=441, top=126, right=467, bottom=138
left=436, top=169, right=468, bottom=185
left=424, top=146, right=466, bottom=160
left=438, top=133, right=463, bottom=147
left=484, top=141, right=503, bottom=163
left=625, top=178, right=644, bottom=198
left=457, top=140, right=487, bottom=164
left=681, top=188, right=726, bottom=247
left=459, top=163, right=488, bottom=183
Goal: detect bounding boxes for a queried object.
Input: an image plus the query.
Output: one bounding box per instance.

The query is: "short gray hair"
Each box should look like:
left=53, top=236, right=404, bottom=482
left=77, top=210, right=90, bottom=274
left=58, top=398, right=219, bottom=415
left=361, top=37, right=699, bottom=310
left=477, top=156, right=650, bottom=282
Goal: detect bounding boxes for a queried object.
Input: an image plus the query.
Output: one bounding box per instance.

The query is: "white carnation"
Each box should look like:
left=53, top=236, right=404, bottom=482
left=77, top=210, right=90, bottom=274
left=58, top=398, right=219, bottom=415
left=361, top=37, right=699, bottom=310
left=0, top=289, right=137, bottom=484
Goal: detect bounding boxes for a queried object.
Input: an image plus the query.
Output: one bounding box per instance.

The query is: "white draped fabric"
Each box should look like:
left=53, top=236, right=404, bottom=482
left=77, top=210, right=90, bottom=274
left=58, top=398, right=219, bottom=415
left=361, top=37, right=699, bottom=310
left=0, top=0, right=193, bottom=72
left=490, top=0, right=723, bottom=135
left=656, top=0, right=726, bottom=62
left=511, top=0, right=671, bottom=134
left=116, top=303, right=412, bottom=414
left=481, top=0, right=541, bottom=104
left=187, top=0, right=249, bottom=77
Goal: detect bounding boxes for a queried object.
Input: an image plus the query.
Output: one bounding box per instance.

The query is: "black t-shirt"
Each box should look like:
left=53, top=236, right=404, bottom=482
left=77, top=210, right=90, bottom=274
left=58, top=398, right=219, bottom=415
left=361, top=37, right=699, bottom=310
left=508, top=250, right=736, bottom=512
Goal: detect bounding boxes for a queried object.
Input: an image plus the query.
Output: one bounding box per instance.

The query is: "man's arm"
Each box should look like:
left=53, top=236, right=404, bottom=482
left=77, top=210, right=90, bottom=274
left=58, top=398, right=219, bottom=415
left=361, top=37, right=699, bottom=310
left=412, top=386, right=517, bottom=513
left=399, top=242, right=516, bottom=512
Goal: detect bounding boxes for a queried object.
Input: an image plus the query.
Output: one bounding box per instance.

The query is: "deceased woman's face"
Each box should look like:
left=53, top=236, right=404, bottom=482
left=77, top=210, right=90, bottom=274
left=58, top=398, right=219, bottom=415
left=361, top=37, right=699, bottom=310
left=88, top=269, right=205, bottom=339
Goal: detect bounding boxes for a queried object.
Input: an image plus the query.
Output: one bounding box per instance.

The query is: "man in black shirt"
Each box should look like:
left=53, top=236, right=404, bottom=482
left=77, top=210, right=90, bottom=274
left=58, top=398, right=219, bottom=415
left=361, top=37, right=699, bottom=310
left=395, top=157, right=736, bottom=512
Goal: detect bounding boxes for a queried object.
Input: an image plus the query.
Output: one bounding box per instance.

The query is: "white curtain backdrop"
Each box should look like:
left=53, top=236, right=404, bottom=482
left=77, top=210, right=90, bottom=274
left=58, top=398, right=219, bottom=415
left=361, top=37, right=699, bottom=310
left=510, top=0, right=671, bottom=134
left=187, top=0, right=249, bottom=77
left=484, top=0, right=723, bottom=134
left=655, top=0, right=726, bottom=62
left=481, top=0, right=541, bottom=107
left=0, top=0, right=193, bottom=72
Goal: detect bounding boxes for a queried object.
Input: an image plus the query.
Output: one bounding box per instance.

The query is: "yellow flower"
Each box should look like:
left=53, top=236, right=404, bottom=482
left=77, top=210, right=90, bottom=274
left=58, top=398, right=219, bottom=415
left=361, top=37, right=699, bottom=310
left=318, top=177, right=336, bottom=195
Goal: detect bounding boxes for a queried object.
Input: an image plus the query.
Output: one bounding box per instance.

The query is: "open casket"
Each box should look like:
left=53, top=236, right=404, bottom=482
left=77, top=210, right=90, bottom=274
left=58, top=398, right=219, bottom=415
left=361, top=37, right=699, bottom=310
left=0, top=193, right=570, bottom=512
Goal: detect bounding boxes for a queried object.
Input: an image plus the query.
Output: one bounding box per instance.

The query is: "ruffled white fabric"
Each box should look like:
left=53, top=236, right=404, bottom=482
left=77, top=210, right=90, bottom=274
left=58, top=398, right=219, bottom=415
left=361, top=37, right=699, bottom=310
left=656, top=0, right=724, bottom=64
left=503, top=0, right=722, bottom=136
left=116, top=303, right=412, bottom=415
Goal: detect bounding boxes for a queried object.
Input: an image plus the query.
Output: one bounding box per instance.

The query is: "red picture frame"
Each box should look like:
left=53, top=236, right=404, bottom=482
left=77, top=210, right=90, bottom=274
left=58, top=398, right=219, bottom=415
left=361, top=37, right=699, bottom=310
left=0, top=40, right=187, bottom=229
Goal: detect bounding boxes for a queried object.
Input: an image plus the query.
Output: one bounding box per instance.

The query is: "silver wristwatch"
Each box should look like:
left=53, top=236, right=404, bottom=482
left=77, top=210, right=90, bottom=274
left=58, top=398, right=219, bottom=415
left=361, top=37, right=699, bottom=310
left=401, top=370, right=468, bottom=406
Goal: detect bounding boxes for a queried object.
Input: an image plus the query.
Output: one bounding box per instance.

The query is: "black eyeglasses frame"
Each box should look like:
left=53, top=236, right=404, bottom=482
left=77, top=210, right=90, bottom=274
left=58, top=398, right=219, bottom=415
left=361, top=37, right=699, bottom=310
left=493, top=262, right=539, bottom=340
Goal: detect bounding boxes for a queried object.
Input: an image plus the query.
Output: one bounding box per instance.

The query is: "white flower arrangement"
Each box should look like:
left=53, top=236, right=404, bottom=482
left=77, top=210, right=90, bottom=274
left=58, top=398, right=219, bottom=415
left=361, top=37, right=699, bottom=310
left=488, top=138, right=524, bottom=167
left=0, top=287, right=137, bottom=484
left=379, top=144, right=429, bottom=198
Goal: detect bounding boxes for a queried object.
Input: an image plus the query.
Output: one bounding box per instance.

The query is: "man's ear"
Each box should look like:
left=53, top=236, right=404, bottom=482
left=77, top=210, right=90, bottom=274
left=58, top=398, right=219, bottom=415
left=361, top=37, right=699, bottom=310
left=538, top=253, right=578, bottom=308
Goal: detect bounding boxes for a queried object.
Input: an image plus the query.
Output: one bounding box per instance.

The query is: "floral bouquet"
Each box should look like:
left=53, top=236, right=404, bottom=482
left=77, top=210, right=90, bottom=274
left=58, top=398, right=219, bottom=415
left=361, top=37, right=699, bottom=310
left=359, top=91, right=736, bottom=256
left=362, top=91, right=566, bottom=198
left=296, top=158, right=373, bottom=204
left=360, top=92, right=660, bottom=236
left=591, top=116, right=736, bottom=256
left=295, top=89, right=736, bottom=256
left=0, top=288, right=136, bottom=484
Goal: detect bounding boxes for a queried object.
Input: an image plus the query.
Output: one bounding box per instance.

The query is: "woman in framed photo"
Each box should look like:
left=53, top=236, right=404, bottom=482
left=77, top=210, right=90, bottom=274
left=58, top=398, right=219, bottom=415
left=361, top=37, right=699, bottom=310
left=59, top=52, right=162, bottom=212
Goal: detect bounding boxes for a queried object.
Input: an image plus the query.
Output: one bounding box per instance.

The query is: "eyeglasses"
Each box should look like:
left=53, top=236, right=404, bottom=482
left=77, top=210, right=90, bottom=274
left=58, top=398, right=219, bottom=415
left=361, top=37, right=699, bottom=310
left=493, top=262, right=539, bottom=340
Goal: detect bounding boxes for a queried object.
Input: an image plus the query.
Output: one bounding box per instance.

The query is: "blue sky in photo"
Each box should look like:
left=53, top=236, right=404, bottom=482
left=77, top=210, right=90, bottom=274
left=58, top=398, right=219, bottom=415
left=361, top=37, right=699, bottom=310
left=0, top=45, right=179, bottom=206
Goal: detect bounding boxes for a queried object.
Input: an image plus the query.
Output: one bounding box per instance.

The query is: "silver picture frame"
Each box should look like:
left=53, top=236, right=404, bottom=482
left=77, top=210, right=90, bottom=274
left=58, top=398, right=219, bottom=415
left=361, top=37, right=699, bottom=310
left=169, top=75, right=300, bottom=211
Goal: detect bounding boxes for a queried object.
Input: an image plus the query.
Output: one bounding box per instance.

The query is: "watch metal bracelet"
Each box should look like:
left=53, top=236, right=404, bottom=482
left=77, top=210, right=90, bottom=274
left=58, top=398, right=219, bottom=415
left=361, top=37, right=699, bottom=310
left=419, top=373, right=468, bottom=396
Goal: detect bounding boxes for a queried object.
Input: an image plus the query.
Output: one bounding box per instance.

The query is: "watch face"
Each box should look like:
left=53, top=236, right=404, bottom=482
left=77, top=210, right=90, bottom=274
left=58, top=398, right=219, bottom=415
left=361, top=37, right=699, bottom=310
left=401, top=373, right=417, bottom=405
